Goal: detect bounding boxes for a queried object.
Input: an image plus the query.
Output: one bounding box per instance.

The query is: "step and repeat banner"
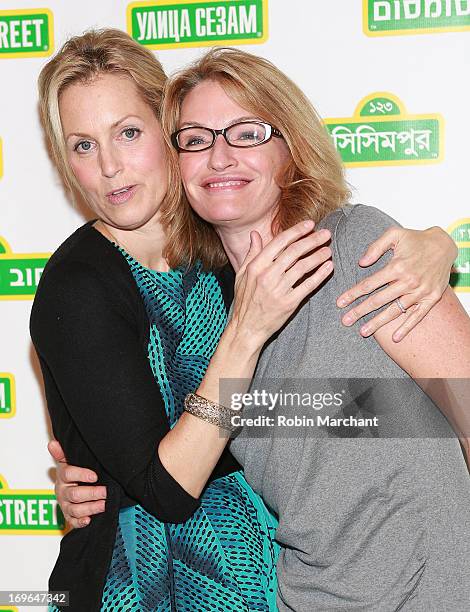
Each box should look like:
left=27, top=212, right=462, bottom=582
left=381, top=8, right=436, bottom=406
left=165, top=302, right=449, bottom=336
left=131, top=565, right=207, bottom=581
left=0, top=1, right=469, bottom=610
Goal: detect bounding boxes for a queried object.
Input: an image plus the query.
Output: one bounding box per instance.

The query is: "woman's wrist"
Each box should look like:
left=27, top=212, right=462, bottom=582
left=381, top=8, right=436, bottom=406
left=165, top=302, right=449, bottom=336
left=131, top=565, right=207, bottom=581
left=426, top=226, right=458, bottom=265
left=184, top=392, right=240, bottom=432
left=195, top=321, right=263, bottom=407
left=222, top=318, right=265, bottom=361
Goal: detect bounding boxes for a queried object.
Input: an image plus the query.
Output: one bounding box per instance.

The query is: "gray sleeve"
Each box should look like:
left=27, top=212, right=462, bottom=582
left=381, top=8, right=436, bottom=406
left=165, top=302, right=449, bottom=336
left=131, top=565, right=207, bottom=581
left=334, top=204, right=403, bottom=323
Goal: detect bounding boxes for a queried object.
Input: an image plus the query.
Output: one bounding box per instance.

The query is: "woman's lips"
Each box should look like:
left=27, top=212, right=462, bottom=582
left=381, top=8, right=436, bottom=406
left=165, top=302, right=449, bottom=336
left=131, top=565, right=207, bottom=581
left=106, top=184, right=137, bottom=205
left=202, top=178, right=251, bottom=192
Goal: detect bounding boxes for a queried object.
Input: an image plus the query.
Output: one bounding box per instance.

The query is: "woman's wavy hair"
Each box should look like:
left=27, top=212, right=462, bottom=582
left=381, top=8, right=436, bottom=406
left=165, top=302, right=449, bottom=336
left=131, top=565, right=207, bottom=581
left=37, top=28, right=176, bottom=214
left=162, top=47, right=351, bottom=269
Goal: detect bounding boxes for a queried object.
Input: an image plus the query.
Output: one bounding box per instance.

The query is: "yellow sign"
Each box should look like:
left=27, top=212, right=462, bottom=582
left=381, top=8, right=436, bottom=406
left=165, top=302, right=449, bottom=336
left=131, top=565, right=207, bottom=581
left=0, top=373, right=15, bottom=419
left=325, top=92, right=444, bottom=167
left=0, top=236, right=50, bottom=300
left=0, top=8, right=54, bottom=59
left=448, top=219, right=470, bottom=293
left=127, top=0, right=268, bottom=50
left=364, top=0, right=470, bottom=37
left=0, top=474, right=65, bottom=535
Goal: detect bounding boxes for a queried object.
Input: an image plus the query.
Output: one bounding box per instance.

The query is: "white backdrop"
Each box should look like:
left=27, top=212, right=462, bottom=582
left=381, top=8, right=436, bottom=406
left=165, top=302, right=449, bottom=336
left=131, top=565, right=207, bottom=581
left=0, top=1, right=469, bottom=610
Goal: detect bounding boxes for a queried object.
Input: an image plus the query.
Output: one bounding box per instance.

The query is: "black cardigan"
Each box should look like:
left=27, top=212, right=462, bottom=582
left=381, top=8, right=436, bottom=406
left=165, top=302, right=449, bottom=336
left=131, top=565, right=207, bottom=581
left=30, top=222, right=239, bottom=612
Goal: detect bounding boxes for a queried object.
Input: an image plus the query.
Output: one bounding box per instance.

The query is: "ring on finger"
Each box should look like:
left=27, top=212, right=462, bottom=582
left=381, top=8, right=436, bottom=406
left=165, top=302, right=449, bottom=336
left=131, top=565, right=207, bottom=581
left=395, top=298, right=407, bottom=314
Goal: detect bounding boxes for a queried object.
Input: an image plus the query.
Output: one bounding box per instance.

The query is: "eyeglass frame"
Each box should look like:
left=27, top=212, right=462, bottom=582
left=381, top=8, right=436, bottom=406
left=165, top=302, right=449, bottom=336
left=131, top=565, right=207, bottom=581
left=171, top=120, right=284, bottom=152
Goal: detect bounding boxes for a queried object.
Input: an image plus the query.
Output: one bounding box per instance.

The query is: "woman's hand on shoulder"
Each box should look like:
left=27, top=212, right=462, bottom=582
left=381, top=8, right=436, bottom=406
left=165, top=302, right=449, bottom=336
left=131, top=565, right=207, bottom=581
left=230, top=221, right=333, bottom=348
left=336, top=225, right=457, bottom=341
left=48, top=440, right=106, bottom=529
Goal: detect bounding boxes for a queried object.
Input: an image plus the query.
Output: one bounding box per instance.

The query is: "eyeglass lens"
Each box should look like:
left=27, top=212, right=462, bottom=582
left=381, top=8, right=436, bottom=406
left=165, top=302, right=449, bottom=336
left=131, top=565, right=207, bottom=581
left=177, top=122, right=268, bottom=151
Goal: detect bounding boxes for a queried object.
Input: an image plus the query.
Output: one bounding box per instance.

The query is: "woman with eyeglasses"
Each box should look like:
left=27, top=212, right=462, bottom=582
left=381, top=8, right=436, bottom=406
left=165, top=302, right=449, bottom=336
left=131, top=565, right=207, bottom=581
left=33, top=31, right=460, bottom=612
left=164, top=48, right=470, bottom=610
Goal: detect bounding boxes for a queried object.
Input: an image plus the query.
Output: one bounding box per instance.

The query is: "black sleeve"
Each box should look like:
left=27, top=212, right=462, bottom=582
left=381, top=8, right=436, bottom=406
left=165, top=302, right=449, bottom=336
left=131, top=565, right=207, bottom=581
left=30, top=261, right=201, bottom=523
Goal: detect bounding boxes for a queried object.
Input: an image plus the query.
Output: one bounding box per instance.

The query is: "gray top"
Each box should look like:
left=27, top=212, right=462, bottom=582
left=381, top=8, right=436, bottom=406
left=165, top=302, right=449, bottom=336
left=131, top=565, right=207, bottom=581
left=230, top=204, right=470, bottom=611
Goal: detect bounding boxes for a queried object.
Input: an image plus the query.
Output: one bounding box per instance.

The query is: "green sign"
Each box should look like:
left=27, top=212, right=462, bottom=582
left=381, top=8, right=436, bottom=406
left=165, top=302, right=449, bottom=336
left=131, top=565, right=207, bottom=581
left=327, top=119, right=440, bottom=164
left=364, top=0, right=470, bottom=35
left=449, top=220, right=470, bottom=292
left=451, top=246, right=470, bottom=290
left=0, top=237, right=50, bottom=300
left=0, top=9, right=53, bottom=58
left=450, top=220, right=470, bottom=243
left=0, top=476, right=65, bottom=534
left=0, top=375, right=14, bottom=417
left=127, top=0, right=267, bottom=49
left=359, top=97, right=401, bottom=116
left=0, top=256, right=48, bottom=298
left=325, top=93, right=443, bottom=167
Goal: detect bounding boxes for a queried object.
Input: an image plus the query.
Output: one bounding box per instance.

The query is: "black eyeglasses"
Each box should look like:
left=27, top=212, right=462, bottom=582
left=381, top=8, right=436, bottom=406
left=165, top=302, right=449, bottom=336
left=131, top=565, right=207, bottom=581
left=171, top=120, right=283, bottom=152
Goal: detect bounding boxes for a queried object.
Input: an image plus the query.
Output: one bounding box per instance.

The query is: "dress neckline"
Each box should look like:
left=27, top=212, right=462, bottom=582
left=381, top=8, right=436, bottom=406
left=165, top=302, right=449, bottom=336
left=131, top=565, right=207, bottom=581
left=89, top=222, right=180, bottom=277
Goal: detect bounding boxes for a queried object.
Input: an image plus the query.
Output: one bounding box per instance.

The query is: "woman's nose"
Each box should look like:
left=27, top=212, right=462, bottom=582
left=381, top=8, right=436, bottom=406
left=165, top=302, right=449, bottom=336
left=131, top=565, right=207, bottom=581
left=99, top=144, right=123, bottom=178
left=207, top=134, right=237, bottom=171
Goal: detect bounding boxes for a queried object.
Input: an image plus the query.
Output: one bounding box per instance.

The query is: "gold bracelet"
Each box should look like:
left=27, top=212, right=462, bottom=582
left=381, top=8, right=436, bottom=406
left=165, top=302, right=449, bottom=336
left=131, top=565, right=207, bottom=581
left=184, top=392, right=239, bottom=432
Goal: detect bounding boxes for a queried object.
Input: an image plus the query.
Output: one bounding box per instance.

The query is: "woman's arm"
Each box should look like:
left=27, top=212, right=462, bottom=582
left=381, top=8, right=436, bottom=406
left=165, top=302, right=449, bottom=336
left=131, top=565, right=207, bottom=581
left=374, top=287, right=470, bottom=460
left=32, top=261, right=202, bottom=523
left=337, top=225, right=457, bottom=341
left=158, top=222, right=333, bottom=495
left=336, top=205, right=469, bottom=459
left=48, top=440, right=106, bottom=528
left=37, top=221, right=332, bottom=524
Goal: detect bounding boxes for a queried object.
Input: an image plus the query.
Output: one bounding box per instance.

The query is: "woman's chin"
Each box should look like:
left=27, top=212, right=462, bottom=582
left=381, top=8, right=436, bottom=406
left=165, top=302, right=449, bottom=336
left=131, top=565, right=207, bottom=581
left=196, top=206, right=246, bottom=226
left=98, top=201, right=162, bottom=232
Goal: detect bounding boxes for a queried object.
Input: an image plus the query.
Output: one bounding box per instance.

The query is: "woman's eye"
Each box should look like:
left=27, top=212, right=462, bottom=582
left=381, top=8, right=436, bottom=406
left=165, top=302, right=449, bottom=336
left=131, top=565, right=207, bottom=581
left=122, top=127, right=141, bottom=140
left=238, top=131, right=258, bottom=140
left=75, top=140, right=93, bottom=153
left=183, top=133, right=210, bottom=147
left=186, top=136, right=205, bottom=146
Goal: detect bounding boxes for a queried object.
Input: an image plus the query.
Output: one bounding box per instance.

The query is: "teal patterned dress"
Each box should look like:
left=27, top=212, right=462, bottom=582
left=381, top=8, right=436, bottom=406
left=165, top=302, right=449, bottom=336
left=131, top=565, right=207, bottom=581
left=99, top=253, right=279, bottom=611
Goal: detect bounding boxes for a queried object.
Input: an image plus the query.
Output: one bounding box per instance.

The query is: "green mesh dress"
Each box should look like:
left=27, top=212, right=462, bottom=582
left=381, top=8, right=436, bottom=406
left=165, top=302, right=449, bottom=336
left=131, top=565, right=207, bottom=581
left=98, top=252, right=279, bottom=611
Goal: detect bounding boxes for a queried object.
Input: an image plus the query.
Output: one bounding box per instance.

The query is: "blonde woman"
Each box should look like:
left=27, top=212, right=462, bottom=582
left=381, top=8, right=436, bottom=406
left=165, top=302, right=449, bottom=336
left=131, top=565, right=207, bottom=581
left=41, top=34, right=459, bottom=612
left=33, top=30, right=322, bottom=612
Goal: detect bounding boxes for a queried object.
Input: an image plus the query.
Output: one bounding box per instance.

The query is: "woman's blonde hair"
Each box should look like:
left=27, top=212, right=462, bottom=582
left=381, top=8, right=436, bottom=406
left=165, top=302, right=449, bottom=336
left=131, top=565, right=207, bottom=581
left=162, top=47, right=351, bottom=269
left=38, top=28, right=170, bottom=206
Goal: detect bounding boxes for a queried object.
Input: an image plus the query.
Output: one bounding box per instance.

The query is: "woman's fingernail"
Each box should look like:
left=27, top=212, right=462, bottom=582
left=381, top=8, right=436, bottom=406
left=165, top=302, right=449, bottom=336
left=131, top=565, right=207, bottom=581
left=81, top=518, right=90, bottom=527
left=337, top=298, right=347, bottom=307
left=303, top=220, right=314, bottom=228
left=360, top=326, right=371, bottom=336
left=343, top=314, right=354, bottom=325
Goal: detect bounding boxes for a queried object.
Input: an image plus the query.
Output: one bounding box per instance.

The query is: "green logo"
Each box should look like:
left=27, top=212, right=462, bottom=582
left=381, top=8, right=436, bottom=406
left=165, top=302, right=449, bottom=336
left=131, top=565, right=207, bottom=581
left=127, top=0, right=268, bottom=49
left=324, top=92, right=443, bottom=167
left=0, top=9, right=54, bottom=58
left=0, top=374, right=15, bottom=418
left=0, top=475, right=65, bottom=534
left=449, top=219, right=470, bottom=292
left=364, top=0, right=470, bottom=36
left=0, top=237, right=50, bottom=300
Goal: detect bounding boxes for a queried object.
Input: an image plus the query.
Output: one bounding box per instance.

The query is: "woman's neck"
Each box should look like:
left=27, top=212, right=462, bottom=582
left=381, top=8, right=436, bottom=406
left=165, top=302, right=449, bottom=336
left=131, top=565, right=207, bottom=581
left=94, top=218, right=170, bottom=272
left=216, top=218, right=274, bottom=272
